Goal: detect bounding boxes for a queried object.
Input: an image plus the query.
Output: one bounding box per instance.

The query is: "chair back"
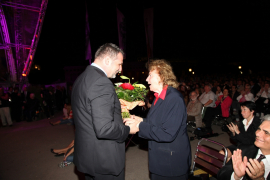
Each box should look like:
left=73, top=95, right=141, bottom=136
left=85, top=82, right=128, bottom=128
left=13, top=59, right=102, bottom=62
left=190, top=138, right=227, bottom=176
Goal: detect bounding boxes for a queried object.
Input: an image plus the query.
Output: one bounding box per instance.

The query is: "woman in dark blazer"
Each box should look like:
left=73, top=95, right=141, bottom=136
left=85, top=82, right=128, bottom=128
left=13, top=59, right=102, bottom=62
left=124, top=59, right=191, bottom=180
left=220, top=101, right=261, bottom=162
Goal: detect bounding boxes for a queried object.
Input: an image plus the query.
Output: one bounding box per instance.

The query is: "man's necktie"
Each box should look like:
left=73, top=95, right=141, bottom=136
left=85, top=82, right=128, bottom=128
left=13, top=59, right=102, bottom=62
left=242, top=154, right=265, bottom=180
left=257, top=154, right=266, bottom=162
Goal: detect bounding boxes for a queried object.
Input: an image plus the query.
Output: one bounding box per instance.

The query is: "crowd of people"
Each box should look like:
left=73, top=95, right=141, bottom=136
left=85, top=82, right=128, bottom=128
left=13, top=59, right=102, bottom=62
left=177, top=77, right=270, bottom=130
left=0, top=85, right=72, bottom=126
left=2, top=43, right=270, bottom=179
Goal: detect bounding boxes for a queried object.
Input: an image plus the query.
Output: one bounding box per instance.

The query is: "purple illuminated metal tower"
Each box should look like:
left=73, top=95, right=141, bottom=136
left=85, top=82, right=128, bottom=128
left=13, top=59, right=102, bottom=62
left=0, top=0, right=48, bottom=82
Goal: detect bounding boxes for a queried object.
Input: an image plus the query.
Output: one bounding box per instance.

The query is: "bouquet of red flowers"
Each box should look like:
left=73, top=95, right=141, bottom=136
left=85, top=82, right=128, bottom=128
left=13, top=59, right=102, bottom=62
left=115, top=76, right=148, bottom=118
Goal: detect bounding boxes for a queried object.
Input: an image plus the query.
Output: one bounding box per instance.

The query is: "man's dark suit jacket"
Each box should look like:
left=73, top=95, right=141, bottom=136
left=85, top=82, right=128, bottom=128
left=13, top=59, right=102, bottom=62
left=230, top=116, right=261, bottom=146
left=251, top=83, right=261, bottom=97
left=72, top=65, right=130, bottom=176
left=139, top=87, right=191, bottom=177
left=231, top=91, right=240, bottom=102
left=217, top=144, right=270, bottom=180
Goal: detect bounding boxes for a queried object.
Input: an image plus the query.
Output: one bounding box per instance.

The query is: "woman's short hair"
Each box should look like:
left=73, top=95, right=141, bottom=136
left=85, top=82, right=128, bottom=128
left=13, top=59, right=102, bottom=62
left=147, top=59, right=179, bottom=88
left=240, top=101, right=256, bottom=112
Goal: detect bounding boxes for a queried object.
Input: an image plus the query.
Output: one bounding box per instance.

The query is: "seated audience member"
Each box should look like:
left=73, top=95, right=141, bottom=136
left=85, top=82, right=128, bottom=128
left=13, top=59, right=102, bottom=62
left=0, top=87, right=13, bottom=127
left=222, top=81, right=230, bottom=91
left=203, top=88, right=232, bottom=129
left=230, top=85, right=241, bottom=118
left=255, top=81, right=270, bottom=118
left=215, top=88, right=232, bottom=118
left=250, top=79, right=261, bottom=97
left=199, top=85, right=215, bottom=113
left=199, top=85, right=216, bottom=129
left=51, top=140, right=74, bottom=167
left=24, top=93, right=39, bottom=122
left=220, top=101, right=260, bottom=162
left=215, top=85, right=223, bottom=100
left=187, top=91, right=203, bottom=128
left=217, top=115, right=270, bottom=180
left=199, top=85, right=216, bottom=108
left=178, top=84, right=189, bottom=106
left=237, top=84, right=254, bottom=103
left=50, top=104, right=73, bottom=126
left=195, top=88, right=201, bottom=96
left=237, top=80, right=244, bottom=93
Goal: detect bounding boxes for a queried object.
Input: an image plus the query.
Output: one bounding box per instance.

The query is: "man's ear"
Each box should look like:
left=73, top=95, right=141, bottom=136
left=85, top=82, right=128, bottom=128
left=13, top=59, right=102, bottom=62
left=104, top=56, right=111, bottom=66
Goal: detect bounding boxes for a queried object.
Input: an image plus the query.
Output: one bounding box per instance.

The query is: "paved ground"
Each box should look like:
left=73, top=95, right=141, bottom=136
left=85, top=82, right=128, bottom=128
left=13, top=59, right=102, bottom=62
left=0, top=112, right=233, bottom=180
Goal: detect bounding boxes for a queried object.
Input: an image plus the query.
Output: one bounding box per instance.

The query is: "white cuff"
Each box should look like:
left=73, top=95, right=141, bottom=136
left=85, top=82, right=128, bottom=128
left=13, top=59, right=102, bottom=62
left=136, top=121, right=142, bottom=128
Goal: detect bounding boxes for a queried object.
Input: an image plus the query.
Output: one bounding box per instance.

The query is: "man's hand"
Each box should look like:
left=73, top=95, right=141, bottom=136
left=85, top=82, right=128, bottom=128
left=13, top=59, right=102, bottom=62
left=124, top=118, right=139, bottom=134
left=128, top=122, right=139, bottom=134
left=245, top=158, right=265, bottom=180
left=232, top=149, right=248, bottom=180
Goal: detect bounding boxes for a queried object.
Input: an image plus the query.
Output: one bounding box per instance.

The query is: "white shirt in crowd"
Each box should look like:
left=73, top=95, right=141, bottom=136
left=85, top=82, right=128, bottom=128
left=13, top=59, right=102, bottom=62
left=236, top=92, right=254, bottom=102
left=255, top=89, right=270, bottom=104
left=215, top=91, right=223, bottom=101
left=242, top=117, right=254, bottom=131
left=199, top=91, right=215, bottom=107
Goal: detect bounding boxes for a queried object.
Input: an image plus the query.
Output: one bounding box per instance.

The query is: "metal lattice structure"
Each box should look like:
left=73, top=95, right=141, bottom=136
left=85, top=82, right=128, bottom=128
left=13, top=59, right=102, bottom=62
left=0, top=0, right=48, bottom=82
left=0, top=4, right=17, bottom=81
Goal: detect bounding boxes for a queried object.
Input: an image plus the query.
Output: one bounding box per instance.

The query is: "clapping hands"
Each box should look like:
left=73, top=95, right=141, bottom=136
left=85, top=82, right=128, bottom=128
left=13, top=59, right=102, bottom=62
left=227, top=122, right=240, bottom=135
left=232, top=149, right=247, bottom=180
left=232, top=149, right=265, bottom=180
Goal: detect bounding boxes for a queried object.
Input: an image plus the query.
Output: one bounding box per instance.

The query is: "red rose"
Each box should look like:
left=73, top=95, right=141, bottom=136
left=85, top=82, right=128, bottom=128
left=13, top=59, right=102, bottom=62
left=120, top=83, right=134, bottom=90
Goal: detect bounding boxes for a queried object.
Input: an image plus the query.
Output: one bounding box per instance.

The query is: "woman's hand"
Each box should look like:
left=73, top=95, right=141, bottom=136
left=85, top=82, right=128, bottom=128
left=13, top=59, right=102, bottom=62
left=232, top=123, right=240, bottom=134
left=123, top=117, right=141, bottom=134
left=227, top=123, right=236, bottom=133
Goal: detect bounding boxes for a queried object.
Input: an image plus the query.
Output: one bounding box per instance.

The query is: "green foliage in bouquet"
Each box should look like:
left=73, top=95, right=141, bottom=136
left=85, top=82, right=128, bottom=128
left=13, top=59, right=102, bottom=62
left=115, top=76, right=148, bottom=102
left=121, top=112, right=131, bottom=118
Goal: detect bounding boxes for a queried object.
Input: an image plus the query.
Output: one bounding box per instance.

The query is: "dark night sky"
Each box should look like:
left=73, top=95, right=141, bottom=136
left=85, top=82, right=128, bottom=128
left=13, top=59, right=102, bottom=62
left=29, top=0, right=270, bottom=84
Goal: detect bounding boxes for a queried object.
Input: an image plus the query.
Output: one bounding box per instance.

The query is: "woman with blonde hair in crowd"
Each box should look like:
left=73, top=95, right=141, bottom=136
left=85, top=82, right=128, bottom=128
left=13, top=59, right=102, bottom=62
left=50, top=104, right=73, bottom=126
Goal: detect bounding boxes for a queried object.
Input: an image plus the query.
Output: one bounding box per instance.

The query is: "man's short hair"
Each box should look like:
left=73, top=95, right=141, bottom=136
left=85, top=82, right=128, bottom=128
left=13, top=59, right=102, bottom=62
left=95, top=43, right=124, bottom=61
left=189, top=91, right=198, bottom=97
left=240, top=101, right=256, bottom=112
left=205, top=84, right=211, bottom=89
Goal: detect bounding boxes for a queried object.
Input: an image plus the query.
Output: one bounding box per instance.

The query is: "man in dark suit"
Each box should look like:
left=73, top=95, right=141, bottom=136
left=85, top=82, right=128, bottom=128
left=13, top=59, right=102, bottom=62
left=71, top=43, right=130, bottom=180
left=218, top=115, right=270, bottom=180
